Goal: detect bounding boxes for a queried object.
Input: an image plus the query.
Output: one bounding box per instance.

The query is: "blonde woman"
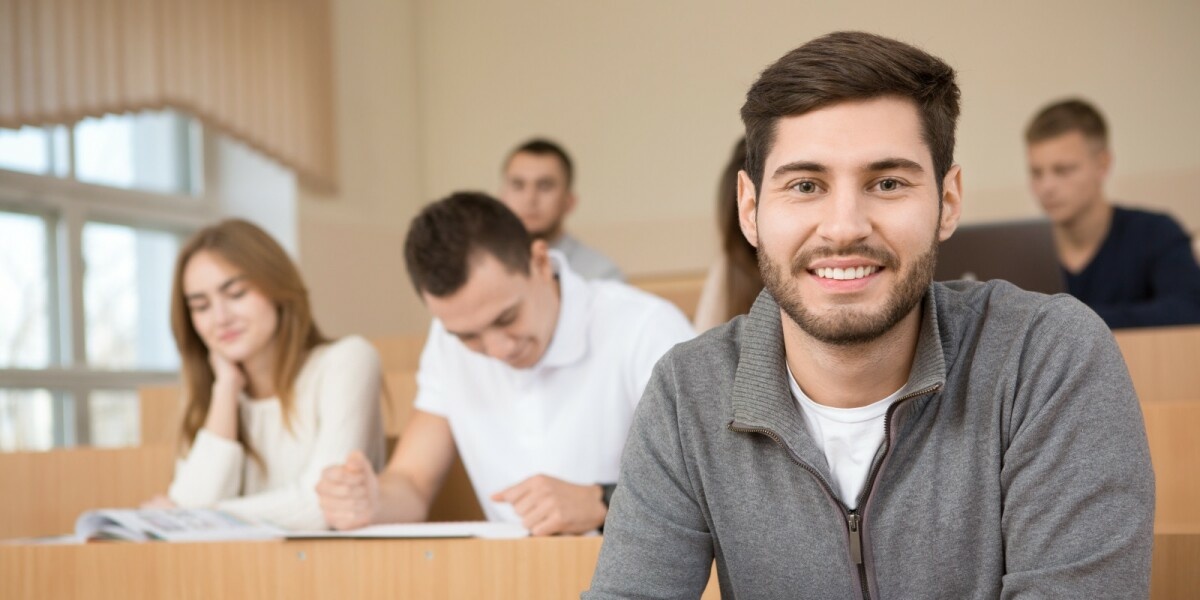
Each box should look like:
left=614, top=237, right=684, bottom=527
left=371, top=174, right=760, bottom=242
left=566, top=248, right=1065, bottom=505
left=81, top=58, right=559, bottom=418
left=144, top=219, right=385, bottom=530
left=693, top=138, right=763, bottom=332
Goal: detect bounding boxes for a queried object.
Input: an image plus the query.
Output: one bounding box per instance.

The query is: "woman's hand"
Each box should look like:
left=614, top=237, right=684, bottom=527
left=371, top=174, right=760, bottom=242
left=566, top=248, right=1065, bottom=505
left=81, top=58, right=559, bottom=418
left=204, top=351, right=246, bottom=440
left=140, top=494, right=178, bottom=509
left=209, top=351, right=247, bottom=394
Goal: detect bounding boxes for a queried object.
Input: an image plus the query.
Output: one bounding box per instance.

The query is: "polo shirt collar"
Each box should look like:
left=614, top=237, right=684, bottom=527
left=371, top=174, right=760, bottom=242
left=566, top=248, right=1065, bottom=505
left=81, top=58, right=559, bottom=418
left=532, top=250, right=590, bottom=370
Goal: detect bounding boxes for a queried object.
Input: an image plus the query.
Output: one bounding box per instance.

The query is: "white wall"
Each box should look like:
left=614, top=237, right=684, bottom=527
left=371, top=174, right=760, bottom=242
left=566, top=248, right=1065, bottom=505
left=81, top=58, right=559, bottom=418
left=209, top=135, right=298, bottom=257
left=298, top=0, right=427, bottom=337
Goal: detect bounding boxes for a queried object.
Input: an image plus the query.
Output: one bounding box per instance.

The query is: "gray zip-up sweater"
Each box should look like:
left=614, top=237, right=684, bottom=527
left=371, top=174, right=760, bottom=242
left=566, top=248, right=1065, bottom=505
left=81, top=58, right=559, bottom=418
left=586, top=281, right=1154, bottom=599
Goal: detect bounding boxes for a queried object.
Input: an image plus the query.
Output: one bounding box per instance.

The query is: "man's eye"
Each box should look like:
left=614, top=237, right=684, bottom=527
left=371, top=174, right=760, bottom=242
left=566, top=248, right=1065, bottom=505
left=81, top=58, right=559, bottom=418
left=793, top=181, right=818, bottom=193
left=879, top=178, right=902, bottom=192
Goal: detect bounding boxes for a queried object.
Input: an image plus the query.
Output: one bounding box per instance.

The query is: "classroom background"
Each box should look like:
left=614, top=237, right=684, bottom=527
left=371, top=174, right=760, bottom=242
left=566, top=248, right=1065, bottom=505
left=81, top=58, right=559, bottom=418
left=2, top=0, right=1197, bottom=452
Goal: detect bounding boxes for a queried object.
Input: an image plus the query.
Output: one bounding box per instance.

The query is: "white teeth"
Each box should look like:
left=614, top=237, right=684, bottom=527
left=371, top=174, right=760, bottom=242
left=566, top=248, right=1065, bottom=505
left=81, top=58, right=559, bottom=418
left=816, top=266, right=878, bottom=280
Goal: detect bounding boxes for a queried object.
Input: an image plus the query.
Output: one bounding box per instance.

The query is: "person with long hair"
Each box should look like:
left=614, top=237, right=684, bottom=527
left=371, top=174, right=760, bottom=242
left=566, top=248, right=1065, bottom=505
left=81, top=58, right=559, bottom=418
left=693, top=137, right=763, bottom=332
left=143, top=219, right=386, bottom=530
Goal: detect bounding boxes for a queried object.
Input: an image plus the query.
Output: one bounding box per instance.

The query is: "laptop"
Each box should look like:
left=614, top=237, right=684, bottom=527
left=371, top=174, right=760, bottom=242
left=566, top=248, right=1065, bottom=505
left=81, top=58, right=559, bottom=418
left=935, top=219, right=1065, bottom=295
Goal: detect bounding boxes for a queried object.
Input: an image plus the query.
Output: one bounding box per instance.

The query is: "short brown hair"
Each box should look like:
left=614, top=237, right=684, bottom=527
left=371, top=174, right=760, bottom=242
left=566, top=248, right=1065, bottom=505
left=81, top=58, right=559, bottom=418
left=1025, top=98, right=1108, bottom=147
left=741, top=31, right=960, bottom=192
left=504, top=138, right=574, bottom=188
left=404, top=192, right=533, bottom=297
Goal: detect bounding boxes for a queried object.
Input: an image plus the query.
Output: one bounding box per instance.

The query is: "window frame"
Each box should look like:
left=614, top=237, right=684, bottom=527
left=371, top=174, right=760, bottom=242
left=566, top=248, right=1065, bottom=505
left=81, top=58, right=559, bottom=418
left=0, top=115, right=215, bottom=447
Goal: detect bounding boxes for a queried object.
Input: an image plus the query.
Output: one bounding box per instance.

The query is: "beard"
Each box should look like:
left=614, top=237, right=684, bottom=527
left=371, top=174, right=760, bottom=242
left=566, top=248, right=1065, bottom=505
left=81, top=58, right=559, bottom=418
left=529, top=222, right=565, bottom=241
left=759, top=235, right=938, bottom=347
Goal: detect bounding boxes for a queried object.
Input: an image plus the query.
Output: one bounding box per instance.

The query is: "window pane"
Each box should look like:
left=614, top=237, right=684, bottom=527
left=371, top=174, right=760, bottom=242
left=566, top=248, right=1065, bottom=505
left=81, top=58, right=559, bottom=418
left=0, top=389, right=57, bottom=451
left=0, top=126, right=50, bottom=175
left=74, top=110, right=193, bottom=195
left=89, top=390, right=140, bottom=448
left=83, top=222, right=180, bottom=370
left=51, top=125, right=71, bottom=178
left=0, top=212, right=50, bottom=368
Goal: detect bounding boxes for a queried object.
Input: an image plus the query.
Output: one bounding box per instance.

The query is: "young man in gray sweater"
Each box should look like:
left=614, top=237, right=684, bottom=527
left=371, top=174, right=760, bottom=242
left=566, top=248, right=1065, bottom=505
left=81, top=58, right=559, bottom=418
left=586, top=32, right=1154, bottom=599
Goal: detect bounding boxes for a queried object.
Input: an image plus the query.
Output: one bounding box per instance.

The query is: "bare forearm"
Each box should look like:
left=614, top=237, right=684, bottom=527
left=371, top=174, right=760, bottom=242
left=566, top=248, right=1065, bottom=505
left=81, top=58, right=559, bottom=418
left=203, top=384, right=240, bottom=440
left=373, top=470, right=435, bottom=524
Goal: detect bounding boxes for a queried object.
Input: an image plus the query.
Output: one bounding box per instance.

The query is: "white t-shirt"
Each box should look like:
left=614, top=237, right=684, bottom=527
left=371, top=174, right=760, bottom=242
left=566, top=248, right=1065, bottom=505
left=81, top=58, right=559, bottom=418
left=787, top=366, right=903, bottom=509
left=414, top=252, right=694, bottom=524
left=168, top=336, right=387, bottom=530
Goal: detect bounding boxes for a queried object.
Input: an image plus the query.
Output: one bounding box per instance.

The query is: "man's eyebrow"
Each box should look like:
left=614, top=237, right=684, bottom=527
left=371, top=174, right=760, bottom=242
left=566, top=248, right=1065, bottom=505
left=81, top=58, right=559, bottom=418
left=444, top=301, right=520, bottom=338
left=865, top=158, right=924, bottom=173
left=772, top=161, right=828, bottom=179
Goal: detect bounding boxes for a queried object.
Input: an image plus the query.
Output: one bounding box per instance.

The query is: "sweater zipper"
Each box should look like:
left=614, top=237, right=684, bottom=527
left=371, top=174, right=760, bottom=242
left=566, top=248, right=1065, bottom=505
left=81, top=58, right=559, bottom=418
left=728, top=423, right=871, bottom=599
left=730, top=382, right=941, bottom=600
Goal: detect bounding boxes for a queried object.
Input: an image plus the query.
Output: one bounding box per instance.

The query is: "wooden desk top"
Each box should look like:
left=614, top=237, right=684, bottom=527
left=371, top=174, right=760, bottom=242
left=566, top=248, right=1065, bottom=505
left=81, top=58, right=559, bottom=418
left=2, top=533, right=1195, bottom=600
left=1, top=537, right=609, bottom=600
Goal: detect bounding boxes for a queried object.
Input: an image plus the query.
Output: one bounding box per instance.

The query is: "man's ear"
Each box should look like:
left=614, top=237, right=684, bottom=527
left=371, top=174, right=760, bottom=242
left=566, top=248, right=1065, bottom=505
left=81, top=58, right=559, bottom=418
left=737, top=170, right=760, bottom=248
left=564, top=191, right=578, bottom=217
left=1097, top=147, right=1113, bottom=179
left=530, top=238, right=552, bottom=278
left=938, top=164, right=963, bottom=242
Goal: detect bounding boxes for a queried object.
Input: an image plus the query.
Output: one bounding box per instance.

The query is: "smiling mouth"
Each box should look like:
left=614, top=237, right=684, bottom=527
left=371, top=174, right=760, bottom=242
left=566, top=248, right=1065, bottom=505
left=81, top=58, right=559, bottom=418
left=812, top=266, right=881, bottom=281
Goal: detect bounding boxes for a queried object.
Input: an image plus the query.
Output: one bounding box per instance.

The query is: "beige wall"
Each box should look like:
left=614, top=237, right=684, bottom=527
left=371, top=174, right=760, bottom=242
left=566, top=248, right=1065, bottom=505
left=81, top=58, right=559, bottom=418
left=301, top=0, right=1200, bottom=337
left=299, top=0, right=427, bottom=337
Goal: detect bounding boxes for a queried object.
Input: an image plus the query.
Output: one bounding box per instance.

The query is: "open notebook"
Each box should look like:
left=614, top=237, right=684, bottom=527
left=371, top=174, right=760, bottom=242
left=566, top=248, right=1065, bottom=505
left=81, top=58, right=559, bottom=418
left=75, top=508, right=528, bottom=543
left=288, top=521, right=528, bottom=540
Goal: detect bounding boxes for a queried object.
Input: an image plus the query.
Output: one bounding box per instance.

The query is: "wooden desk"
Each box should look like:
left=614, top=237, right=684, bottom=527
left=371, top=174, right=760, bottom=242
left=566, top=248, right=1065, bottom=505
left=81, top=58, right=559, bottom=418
left=1, top=534, right=1193, bottom=599
left=0, top=537, right=607, bottom=600
left=1113, top=325, right=1200, bottom=402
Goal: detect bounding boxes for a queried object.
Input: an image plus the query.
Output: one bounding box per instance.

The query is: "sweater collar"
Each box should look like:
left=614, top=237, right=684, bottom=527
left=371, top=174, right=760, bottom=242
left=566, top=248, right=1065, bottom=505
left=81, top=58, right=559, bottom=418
left=730, top=285, right=947, bottom=440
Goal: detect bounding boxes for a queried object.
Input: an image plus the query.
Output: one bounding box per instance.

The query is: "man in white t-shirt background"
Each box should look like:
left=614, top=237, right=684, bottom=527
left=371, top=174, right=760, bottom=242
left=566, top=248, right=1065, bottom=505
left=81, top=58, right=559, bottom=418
left=315, top=192, right=693, bottom=535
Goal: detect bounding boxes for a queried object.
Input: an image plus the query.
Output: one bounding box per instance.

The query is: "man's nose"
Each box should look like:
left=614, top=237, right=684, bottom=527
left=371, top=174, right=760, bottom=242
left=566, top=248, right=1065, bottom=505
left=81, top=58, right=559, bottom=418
left=816, top=188, right=872, bottom=247
left=481, top=329, right=516, bottom=361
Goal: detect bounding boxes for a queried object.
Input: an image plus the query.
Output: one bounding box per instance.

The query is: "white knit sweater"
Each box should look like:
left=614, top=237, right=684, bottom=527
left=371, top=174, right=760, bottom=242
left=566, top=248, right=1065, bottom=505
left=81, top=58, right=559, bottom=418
left=167, top=336, right=386, bottom=530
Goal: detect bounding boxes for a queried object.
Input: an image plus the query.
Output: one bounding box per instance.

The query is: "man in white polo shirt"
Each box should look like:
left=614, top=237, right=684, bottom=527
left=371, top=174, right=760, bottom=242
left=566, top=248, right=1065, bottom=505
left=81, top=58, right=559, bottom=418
left=315, top=192, right=694, bottom=535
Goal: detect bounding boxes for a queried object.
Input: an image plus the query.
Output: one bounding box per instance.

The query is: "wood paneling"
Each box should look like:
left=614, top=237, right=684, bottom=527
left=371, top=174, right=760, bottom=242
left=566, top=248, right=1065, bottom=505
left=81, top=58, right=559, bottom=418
left=1141, top=400, right=1200, bottom=534
left=1114, top=325, right=1200, bottom=403
left=139, top=384, right=181, bottom=447
left=0, top=445, right=174, bottom=539
left=0, top=533, right=1189, bottom=600
left=629, top=271, right=708, bottom=320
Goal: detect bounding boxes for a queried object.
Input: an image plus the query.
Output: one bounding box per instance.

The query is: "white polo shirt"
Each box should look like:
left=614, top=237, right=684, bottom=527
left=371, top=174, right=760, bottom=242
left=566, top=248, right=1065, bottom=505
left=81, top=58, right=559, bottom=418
left=413, top=252, right=695, bottom=524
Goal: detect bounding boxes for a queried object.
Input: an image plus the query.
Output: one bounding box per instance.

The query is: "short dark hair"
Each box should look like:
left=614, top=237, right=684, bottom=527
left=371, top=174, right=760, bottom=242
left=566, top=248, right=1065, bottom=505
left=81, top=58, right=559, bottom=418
left=741, top=31, right=960, bottom=193
left=1025, top=98, right=1108, bottom=147
left=404, top=192, right=533, bottom=297
left=504, top=138, right=574, bottom=188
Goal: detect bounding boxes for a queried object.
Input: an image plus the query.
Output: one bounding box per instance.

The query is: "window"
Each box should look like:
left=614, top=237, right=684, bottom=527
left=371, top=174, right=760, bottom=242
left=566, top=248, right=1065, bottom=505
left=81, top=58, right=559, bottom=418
left=0, top=110, right=213, bottom=451
left=0, top=211, right=51, bottom=369
left=83, top=222, right=180, bottom=371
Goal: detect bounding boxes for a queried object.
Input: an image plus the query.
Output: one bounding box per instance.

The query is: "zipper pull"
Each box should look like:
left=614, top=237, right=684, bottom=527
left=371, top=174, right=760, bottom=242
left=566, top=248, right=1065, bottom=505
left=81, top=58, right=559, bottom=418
left=847, top=513, right=863, bottom=565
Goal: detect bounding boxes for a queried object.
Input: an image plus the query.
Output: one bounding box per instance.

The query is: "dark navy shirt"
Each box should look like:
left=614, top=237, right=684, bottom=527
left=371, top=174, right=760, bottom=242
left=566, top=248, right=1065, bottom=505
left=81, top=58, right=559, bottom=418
left=1064, top=206, right=1200, bottom=329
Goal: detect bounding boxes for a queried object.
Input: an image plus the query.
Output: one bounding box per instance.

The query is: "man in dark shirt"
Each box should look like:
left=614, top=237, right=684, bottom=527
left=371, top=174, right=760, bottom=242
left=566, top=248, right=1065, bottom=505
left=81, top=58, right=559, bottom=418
left=1026, top=98, right=1200, bottom=328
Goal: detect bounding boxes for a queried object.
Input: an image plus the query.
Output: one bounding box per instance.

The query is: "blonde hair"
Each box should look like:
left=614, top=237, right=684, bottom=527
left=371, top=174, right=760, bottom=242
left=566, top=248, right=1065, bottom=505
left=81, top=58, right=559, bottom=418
left=170, top=219, right=326, bottom=469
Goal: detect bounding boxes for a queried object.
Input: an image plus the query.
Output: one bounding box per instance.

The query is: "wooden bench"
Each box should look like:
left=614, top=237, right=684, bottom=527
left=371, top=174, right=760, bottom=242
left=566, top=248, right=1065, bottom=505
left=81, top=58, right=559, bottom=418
left=630, top=271, right=707, bottom=321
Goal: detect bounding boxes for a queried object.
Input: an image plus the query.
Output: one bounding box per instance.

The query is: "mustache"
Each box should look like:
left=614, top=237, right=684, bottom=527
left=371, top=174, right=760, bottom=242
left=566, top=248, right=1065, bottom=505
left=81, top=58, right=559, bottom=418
left=791, top=243, right=899, bottom=276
